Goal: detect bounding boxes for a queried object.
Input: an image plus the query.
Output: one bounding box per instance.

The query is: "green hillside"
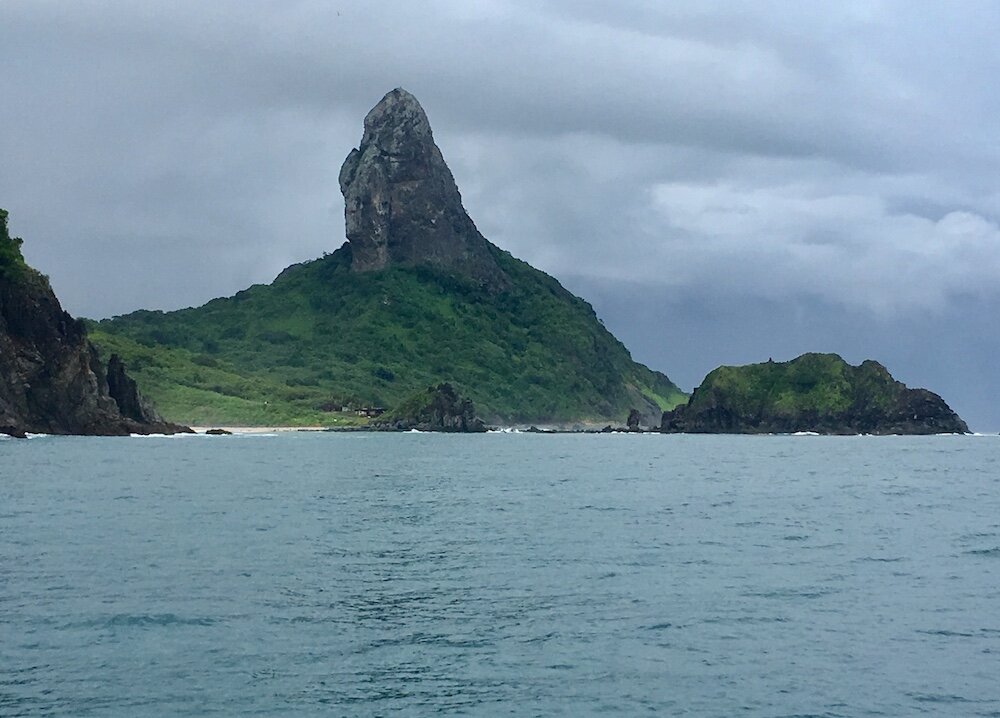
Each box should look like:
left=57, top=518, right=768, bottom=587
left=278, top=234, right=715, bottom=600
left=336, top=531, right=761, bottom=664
left=90, top=243, right=685, bottom=426
left=693, top=353, right=864, bottom=416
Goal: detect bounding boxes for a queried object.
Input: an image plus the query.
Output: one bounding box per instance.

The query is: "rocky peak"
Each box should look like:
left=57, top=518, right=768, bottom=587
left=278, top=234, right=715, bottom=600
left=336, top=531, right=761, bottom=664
left=338, top=88, right=508, bottom=290
left=357, top=88, right=435, bottom=156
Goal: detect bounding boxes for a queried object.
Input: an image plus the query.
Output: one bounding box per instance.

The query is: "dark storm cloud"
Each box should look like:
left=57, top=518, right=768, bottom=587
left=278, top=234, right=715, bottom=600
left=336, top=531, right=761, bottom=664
left=2, top=1, right=999, bottom=426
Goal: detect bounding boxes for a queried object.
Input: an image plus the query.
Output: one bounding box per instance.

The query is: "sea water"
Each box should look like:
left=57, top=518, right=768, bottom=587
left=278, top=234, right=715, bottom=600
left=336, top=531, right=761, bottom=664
left=2, top=433, right=999, bottom=716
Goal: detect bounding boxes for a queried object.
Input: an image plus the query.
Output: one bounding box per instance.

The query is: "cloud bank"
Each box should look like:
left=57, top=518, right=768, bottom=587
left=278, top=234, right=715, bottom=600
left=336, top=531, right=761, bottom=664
left=2, top=1, right=999, bottom=426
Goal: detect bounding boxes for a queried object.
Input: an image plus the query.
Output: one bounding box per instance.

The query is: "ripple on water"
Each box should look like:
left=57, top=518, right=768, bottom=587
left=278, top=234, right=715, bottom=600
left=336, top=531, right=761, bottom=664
left=2, top=434, right=1000, bottom=715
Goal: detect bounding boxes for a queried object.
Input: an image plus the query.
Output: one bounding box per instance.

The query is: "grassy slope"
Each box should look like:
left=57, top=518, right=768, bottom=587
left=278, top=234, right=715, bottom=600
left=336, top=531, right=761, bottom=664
left=690, top=353, right=898, bottom=417
left=89, top=244, right=685, bottom=425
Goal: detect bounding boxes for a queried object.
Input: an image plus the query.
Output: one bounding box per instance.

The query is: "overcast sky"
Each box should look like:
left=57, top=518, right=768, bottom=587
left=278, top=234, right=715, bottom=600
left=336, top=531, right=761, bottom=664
left=3, top=1, right=999, bottom=428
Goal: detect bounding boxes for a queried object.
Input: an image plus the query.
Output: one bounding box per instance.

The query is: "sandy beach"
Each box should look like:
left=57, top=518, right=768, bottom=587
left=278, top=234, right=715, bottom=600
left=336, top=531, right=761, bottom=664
left=190, top=426, right=330, bottom=435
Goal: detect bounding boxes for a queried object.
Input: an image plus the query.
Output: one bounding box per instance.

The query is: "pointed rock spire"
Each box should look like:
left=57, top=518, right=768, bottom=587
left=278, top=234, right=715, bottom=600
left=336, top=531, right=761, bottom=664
left=339, top=89, right=508, bottom=290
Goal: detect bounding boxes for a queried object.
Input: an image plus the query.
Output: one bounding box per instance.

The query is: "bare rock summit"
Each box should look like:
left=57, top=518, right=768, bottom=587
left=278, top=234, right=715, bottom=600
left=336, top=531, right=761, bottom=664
left=339, top=88, right=509, bottom=290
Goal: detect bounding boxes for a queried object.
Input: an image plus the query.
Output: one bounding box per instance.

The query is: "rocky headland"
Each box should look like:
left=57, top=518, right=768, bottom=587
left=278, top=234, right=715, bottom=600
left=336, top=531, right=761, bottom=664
left=0, top=209, right=190, bottom=437
left=661, top=353, right=968, bottom=435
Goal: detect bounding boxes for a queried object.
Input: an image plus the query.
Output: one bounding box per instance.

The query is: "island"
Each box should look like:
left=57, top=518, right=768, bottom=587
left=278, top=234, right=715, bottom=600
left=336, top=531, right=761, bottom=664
left=660, top=353, right=968, bottom=435
left=89, top=88, right=685, bottom=428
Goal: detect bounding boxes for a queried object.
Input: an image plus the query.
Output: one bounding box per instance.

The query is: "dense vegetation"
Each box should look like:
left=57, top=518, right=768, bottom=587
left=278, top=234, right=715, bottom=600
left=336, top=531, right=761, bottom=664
left=90, top=243, right=685, bottom=426
left=373, top=383, right=485, bottom=432
left=691, top=353, right=877, bottom=416
left=663, top=353, right=967, bottom=434
left=0, top=209, right=31, bottom=280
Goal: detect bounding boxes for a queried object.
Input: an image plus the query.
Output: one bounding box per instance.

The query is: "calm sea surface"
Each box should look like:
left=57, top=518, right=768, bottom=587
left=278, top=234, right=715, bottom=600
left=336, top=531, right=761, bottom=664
left=2, top=433, right=999, bottom=716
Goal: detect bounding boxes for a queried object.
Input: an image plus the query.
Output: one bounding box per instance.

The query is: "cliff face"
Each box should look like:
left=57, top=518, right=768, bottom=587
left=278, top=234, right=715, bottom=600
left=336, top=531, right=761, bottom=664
left=339, top=88, right=509, bottom=291
left=661, top=353, right=969, bottom=435
left=0, top=209, right=188, bottom=437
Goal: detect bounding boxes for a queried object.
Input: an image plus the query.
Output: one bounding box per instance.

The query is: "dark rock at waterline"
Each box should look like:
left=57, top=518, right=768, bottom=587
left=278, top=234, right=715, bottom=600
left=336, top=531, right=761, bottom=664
left=106, top=353, right=167, bottom=425
left=371, top=383, right=486, bottom=432
left=0, top=209, right=190, bottom=437
left=204, top=428, right=233, bottom=435
left=1, top=424, right=27, bottom=439
left=661, top=353, right=969, bottom=435
left=626, top=408, right=641, bottom=432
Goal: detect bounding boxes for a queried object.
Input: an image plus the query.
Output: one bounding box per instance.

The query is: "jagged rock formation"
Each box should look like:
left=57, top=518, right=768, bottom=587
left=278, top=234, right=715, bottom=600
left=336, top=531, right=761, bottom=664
left=339, top=88, right=509, bottom=291
left=0, top=209, right=189, bottom=437
left=626, top=408, right=642, bottom=432
left=371, top=383, right=486, bottom=432
left=661, top=353, right=969, bottom=435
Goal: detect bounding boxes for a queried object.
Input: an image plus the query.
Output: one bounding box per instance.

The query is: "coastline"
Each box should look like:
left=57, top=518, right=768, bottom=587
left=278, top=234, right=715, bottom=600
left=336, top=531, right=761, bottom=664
left=190, top=426, right=330, bottom=435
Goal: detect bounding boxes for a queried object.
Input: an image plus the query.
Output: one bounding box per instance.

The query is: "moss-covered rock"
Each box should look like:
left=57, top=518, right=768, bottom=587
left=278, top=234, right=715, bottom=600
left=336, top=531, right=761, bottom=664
left=372, top=383, right=486, bottom=432
left=661, top=353, right=968, bottom=435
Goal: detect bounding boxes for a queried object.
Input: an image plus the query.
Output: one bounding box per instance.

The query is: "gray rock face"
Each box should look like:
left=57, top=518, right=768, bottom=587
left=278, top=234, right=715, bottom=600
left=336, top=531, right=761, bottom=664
left=339, top=88, right=509, bottom=290
left=106, top=353, right=167, bottom=425
left=0, top=210, right=189, bottom=437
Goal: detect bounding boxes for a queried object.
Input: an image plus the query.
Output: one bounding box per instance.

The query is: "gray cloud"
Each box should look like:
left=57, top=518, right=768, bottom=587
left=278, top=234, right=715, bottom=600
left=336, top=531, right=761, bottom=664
left=2, top=1, right=999, bottom=426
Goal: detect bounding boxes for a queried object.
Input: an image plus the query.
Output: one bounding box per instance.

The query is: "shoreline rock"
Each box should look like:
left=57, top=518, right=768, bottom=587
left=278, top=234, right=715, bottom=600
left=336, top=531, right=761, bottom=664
left=0, top=209, right=191, bottom=438
left=661, top=353, right=968, bottom=435
left=371, top=383, right=487, bottom=433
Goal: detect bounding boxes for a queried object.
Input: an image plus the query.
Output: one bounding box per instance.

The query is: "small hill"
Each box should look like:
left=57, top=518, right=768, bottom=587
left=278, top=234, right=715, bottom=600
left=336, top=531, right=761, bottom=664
left=661, top=353, right=968, bottom=435
left=0, top=209, right=188, bottom=437
left=372, top=383, right=486, bottom=433
left=91, top=90, right=685, bottom=426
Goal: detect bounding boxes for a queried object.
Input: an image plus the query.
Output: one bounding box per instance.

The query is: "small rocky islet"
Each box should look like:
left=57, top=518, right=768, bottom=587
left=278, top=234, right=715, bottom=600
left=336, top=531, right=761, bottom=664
left=658, top=353, right=968, bottom=435
left=0, top=90, right=971, bottom=436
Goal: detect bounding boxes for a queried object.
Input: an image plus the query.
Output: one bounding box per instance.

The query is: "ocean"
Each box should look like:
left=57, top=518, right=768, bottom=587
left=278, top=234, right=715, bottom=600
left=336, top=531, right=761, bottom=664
left=2, top=432, right=999, bottom=716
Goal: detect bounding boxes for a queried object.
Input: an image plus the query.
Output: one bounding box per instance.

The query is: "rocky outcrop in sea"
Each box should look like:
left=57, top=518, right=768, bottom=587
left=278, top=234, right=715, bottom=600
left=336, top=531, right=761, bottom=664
left=371, top=383, right=486, bottom=433
left=661, top=353, right=968, bottom=435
